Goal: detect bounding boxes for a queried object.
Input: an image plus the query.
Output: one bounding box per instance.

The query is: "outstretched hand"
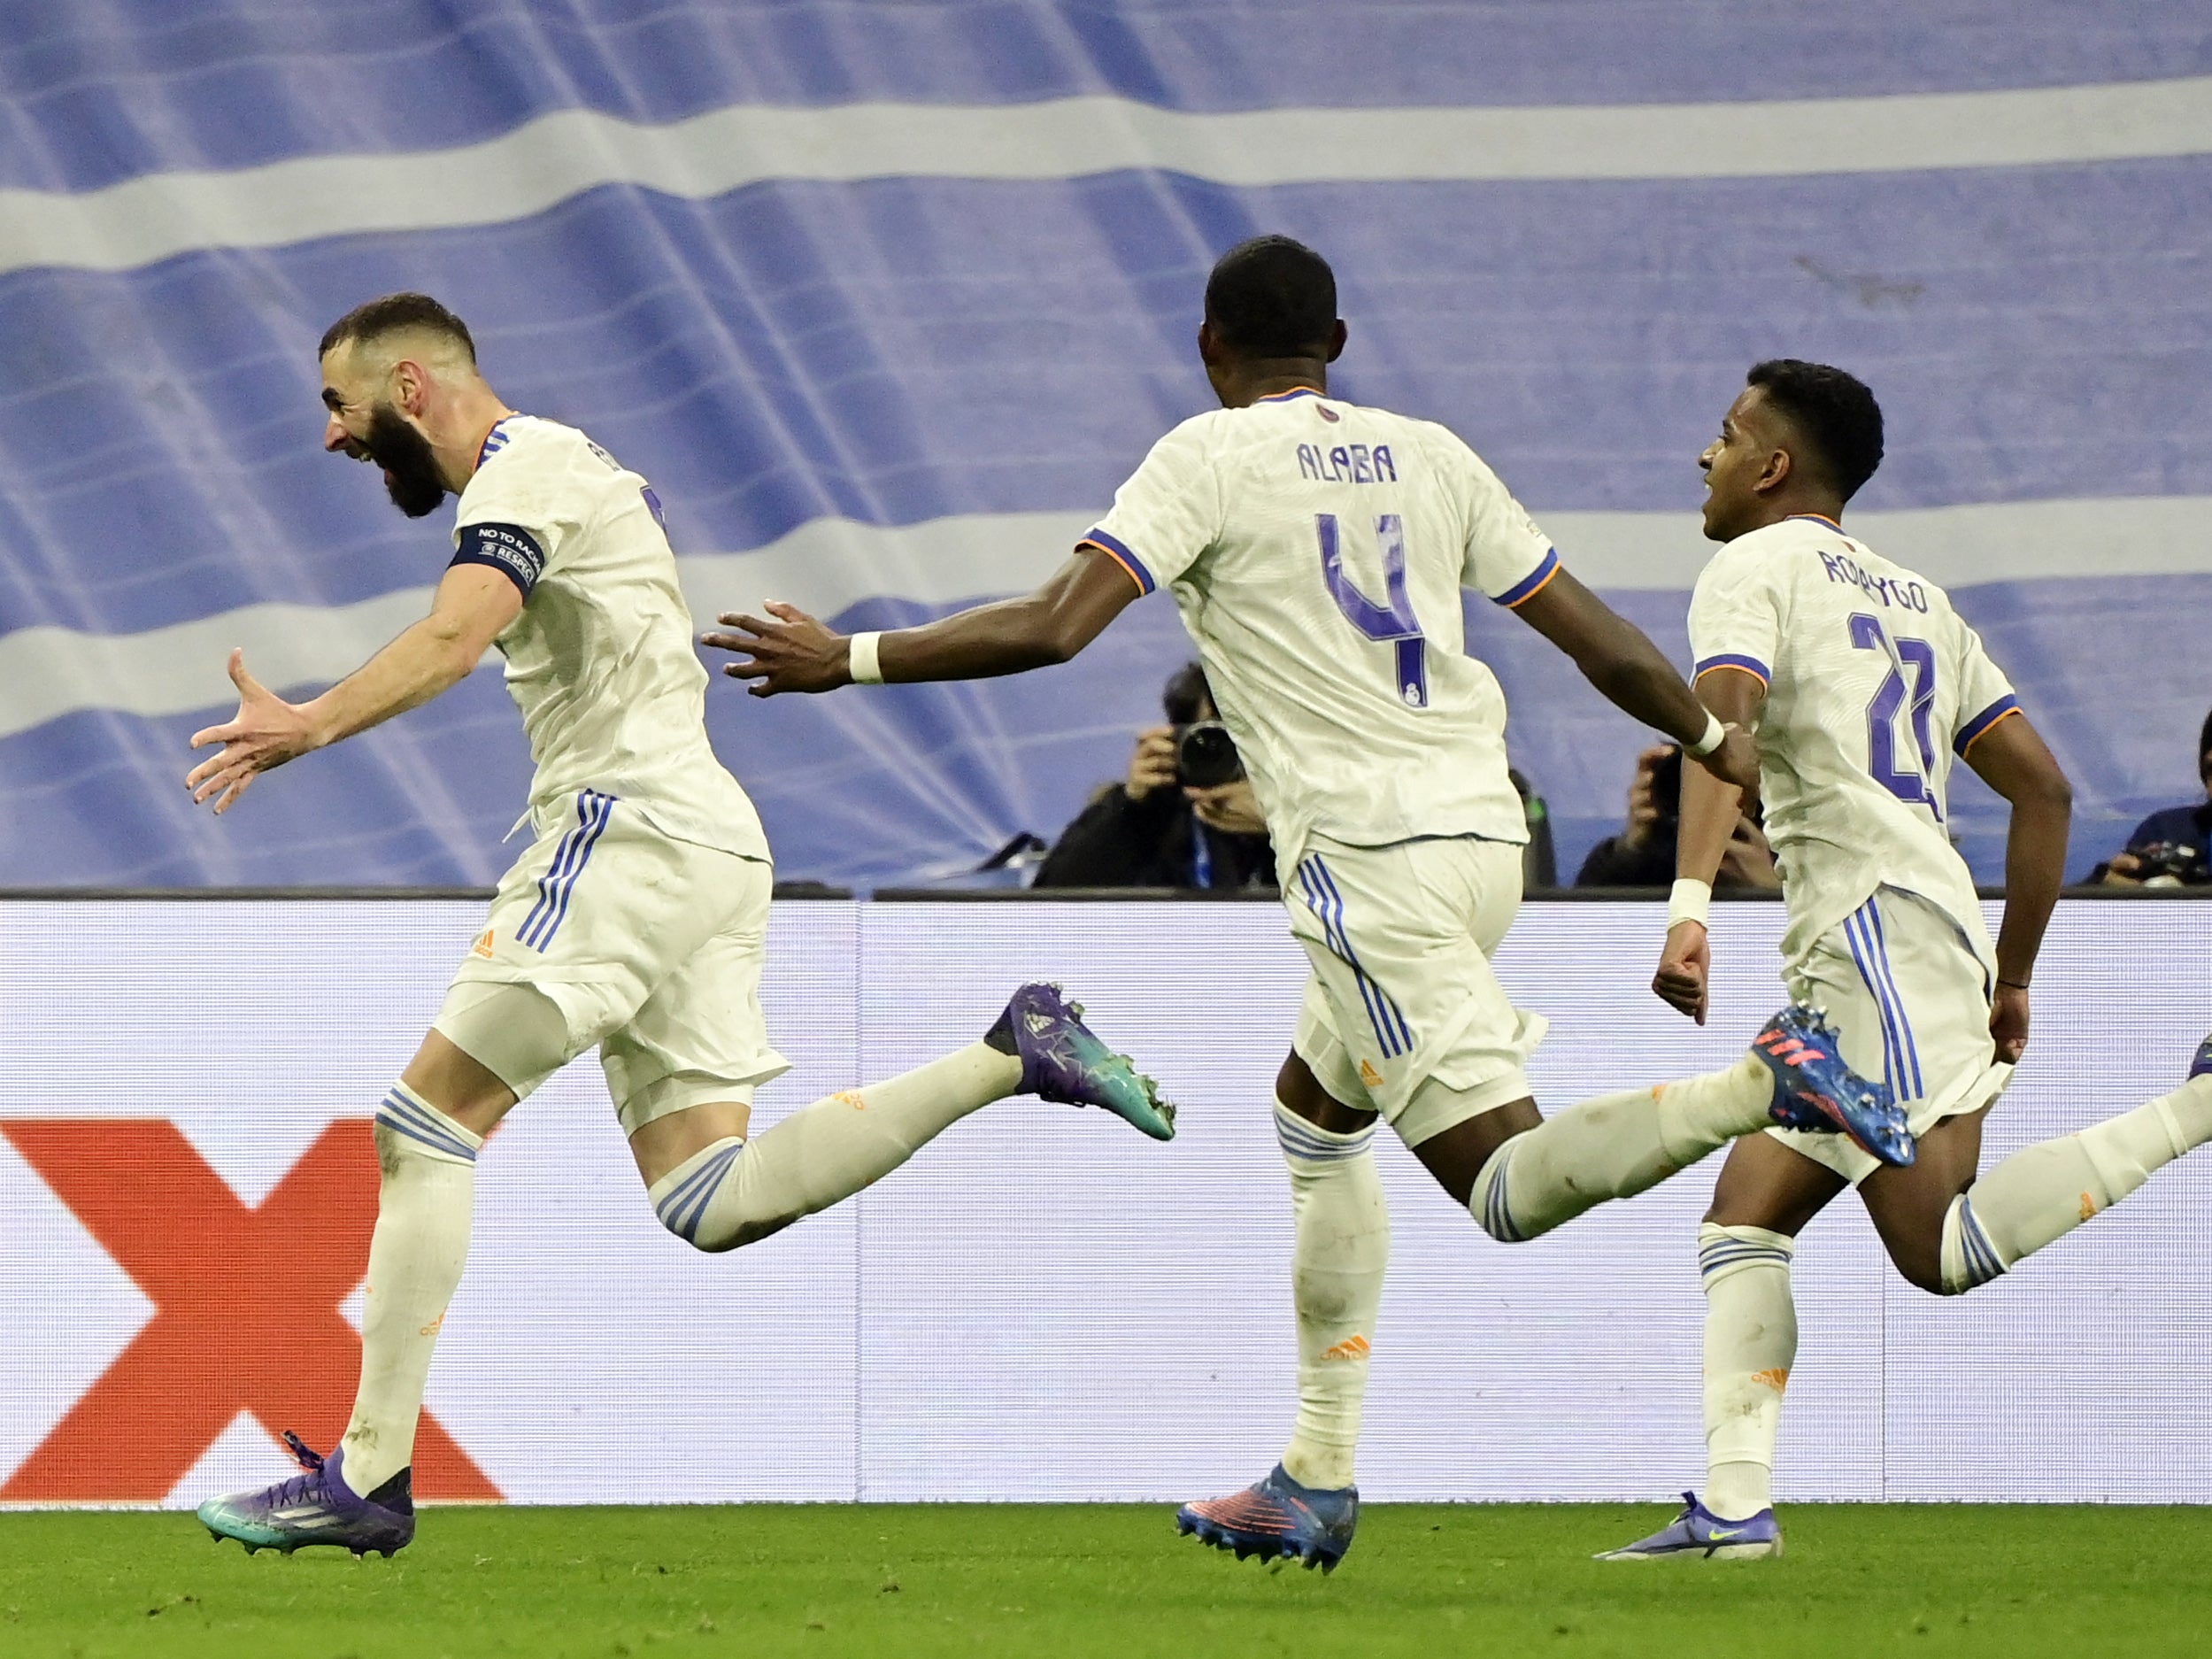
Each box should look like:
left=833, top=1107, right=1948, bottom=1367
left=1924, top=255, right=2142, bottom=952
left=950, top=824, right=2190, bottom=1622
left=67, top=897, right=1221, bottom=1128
left=185, top=650, right=320, bottom=814
left=1694, top=725, right=1761, bottom=793
left=1653, top=919, right=1710, bottom=1024
left=701, top=602, right=850, bottom=697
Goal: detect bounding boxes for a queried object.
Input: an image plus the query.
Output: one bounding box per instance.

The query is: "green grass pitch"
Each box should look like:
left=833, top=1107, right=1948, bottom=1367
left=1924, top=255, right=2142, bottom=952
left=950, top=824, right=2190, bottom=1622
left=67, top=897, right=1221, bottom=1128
left=4, top=1503, right=2207, bottom=1658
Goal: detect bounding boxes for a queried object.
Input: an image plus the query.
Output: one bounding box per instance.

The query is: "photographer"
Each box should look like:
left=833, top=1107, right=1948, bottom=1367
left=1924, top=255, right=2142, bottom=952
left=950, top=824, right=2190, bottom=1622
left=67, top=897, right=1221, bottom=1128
left=1032, top=662, right=1276, bottom=890
left=2091, top=708, right=2212, bottom=887
left=1574, top=742, right=1780, bottom=891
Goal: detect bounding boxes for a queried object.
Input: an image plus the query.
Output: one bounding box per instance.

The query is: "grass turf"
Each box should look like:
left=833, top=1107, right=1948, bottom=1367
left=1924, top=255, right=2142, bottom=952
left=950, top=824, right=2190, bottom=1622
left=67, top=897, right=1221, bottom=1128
left=3, top=1503, right=2206, bottom=1659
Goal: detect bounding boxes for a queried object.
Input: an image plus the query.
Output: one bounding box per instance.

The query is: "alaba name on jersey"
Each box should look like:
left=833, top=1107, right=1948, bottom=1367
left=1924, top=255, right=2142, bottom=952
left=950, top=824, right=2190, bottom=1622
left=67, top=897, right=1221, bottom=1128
left=1079, top=388, right=1561, bottom=871
left=1689, top=514, right=2020, bottom=968
left=450, top=415, right=767, bottom=861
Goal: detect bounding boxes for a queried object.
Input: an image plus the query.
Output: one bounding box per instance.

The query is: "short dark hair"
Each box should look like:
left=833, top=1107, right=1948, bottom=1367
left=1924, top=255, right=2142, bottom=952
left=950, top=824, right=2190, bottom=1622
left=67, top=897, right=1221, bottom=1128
left=320, top=292, right=476, bottom=362
left=1204, top=235, right=1336, bottom=357
left=1746, top=359, right=1884, bottom=501
left=2199, top=706, right=2212, bottom=767
left=1162, top=661, right=1213, bottom=726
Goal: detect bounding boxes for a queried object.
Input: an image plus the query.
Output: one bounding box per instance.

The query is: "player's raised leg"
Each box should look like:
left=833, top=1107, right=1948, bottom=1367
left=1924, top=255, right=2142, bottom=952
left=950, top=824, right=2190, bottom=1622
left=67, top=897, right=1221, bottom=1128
left=636, top=981, right=1171, bottom=1254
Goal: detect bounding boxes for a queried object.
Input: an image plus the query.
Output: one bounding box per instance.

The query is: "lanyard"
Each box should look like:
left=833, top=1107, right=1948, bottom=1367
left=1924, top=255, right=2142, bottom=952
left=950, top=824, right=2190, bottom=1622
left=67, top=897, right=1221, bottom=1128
left=1190, top=808, right=1214, bottom=889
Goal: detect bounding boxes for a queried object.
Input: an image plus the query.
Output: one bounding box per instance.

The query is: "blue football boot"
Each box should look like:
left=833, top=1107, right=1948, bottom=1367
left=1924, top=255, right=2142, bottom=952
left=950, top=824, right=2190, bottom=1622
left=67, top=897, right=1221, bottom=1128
left=1753, top=1005, right=1914, bottom=1168
left=2189, top=1034, right=2212, bottom=1082
left=1176, top=1463, right=1358, bottom=1572
left=998, top=983, right=1175, bottom=1140
left=198, top=1431, right=414, bottom=1557
left=1595, top=1491, right=1783, bottom=1561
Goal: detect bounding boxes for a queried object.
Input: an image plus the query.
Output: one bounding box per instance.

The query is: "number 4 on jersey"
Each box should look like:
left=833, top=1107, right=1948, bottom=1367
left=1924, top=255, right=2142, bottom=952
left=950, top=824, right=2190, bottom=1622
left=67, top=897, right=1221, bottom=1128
left=1316, top=513, right=1429, bottom=707
left=1850, top=612, right=1940, bottom=816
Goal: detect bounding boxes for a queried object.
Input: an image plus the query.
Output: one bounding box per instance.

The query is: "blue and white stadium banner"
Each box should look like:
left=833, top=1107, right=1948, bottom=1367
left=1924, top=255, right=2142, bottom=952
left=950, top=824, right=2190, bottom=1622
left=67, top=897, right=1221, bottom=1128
left=2, top=896, right=2208, bottom=1507
left=1, top=5, right=2208, bottom=889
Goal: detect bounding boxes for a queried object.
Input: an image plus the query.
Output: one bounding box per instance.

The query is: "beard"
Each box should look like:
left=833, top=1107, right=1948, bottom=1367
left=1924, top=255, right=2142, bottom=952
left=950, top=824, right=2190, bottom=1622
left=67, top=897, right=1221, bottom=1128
left=363, top=403, right=450, bottom=518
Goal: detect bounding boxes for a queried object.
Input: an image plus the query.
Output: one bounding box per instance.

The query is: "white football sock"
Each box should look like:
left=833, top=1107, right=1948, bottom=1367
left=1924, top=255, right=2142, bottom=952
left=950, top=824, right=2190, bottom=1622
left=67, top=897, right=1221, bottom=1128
left=342, top=1082, right=482, bottom=1494
left=651, top=1041, right=1021, bottom=1251
left=1941, top=1076, right=2212, bottom=1293
left=1471, top=1054, right=1772, bottom=1241
left=1273, top=1101, right=1389, bottom=1493
left=1699, top=1223, right=1797, bottom=1521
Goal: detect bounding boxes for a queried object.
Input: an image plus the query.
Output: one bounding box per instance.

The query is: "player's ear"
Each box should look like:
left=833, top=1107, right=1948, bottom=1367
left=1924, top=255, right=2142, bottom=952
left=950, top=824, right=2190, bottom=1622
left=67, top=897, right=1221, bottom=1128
left=1755, top=444, right=1793, bottom=495
left=1324, top=319, right=1347, bottom=362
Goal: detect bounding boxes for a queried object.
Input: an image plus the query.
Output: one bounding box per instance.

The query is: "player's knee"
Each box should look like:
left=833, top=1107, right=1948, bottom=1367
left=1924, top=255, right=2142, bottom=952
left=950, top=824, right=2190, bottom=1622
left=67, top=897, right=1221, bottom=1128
left=1892, top=1248, right=1954, bottom=1296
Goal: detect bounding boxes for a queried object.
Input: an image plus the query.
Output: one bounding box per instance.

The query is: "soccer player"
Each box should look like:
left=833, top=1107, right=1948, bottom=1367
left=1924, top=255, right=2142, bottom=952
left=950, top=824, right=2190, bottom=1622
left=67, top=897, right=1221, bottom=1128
left=705, top=237, right=1911, bottom=1572
left=1599, top=361, right=2212, bottom=1562
left=183, top=294, right=1174, bottom=1556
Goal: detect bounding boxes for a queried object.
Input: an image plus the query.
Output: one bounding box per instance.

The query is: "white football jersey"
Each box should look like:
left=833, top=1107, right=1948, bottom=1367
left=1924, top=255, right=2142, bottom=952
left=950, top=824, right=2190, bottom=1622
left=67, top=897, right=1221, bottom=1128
left=1081, top=389, right=1559, bottom=870
left=1688, top=514, right=2018, bottom=968
left=451, top=416, right=767, bottom=861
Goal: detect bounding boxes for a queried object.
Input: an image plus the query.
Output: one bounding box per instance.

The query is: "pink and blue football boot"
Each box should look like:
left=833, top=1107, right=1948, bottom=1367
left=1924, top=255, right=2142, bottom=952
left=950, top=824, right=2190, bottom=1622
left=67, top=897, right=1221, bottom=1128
left=1753, top=1005, right=1914, bottom=1167
left=198, top=1431, right=413, bottom=1557
left=1176, top=1463, right=1358, bottom=1572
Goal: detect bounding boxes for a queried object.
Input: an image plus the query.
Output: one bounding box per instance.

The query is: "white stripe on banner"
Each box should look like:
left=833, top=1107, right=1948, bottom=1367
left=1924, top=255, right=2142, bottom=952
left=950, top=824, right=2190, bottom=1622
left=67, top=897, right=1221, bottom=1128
left=5, top=78, right=2212, bottom=276
left=2, top=495, right=2205, bottom=741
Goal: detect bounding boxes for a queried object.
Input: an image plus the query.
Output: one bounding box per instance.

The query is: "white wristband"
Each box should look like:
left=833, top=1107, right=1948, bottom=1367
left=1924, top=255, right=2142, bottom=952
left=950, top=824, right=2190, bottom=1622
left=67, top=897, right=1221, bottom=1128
left=1667, top=878, right=1713, bottom=930
left=1683, top=710, right=1728, bottom=759
left=847, top=631, right=883, bottom=685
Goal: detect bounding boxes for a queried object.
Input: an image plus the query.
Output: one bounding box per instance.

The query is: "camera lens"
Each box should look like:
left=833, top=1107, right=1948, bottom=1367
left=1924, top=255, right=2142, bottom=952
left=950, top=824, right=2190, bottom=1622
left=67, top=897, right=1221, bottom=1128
left=1175, top=721, right=1243, bottom=790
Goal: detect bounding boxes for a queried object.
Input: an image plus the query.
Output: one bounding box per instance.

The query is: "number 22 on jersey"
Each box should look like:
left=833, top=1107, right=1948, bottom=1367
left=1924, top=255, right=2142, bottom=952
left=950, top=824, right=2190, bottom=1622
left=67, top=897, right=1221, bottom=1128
left=1850, top=612, right=1940, bottom=816
left=1316, top=513, right=1430, bottom=708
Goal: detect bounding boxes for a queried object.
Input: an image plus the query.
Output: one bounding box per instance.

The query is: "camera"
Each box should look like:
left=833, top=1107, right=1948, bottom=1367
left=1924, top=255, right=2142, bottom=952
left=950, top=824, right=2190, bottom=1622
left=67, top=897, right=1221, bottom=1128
left=1174, top=721, right=1244, bottom=789
left=2131, top=841, right=2203, bottom=887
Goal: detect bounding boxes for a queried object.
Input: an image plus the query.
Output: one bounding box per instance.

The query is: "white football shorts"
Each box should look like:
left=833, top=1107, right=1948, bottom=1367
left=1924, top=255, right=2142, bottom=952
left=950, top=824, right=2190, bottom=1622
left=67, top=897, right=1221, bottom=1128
left=1767, top=883, right=2013, bottom=1184
left=433, top=790, right=790, bottom=1135
left=1286, top=832, right=1547, bottom=1148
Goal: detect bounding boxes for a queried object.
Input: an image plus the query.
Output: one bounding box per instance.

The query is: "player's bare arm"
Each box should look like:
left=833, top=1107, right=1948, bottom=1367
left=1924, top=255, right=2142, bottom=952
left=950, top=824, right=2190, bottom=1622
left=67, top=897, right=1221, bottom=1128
left=1653, top=665, right=1766, bottom=1024
left=185, top=562, right=520, bottom=813
left=1958, top=709, right=2072, bottom=1062
left=1511, top=567, right=1759, bottom=792
left=704, top=544, right=1140, bottom=695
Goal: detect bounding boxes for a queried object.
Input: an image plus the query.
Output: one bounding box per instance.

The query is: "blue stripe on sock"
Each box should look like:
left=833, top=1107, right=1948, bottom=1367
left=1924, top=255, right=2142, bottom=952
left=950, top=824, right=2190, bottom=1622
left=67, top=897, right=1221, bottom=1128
left=1482, top=1140, right=1523, bottom=1243
left=656, top=1141, right=745, bottom=1243
left=1275, top=1113, right=1375, bottom=1162
left=1956, top=1195, right=2006, bottom=1288
left=376, top=1088, right=478, bottom=1161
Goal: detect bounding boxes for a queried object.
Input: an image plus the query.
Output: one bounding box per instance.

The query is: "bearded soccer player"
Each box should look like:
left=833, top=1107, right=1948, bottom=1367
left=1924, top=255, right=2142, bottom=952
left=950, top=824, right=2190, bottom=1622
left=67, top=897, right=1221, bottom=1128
left=1597, top=361, right=2212, bottom=1562
left=184, top=294, right=1174, bottom=1556
left=705, top=237, right=1913, bottom=1573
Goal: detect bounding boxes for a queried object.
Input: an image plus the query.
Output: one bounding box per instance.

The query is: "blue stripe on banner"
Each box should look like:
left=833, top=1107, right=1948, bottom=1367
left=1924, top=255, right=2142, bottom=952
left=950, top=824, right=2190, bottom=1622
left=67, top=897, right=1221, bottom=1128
left=4, top=4, right=2198, bottom=195
left=1863, top=899, right=1926, bottom=1098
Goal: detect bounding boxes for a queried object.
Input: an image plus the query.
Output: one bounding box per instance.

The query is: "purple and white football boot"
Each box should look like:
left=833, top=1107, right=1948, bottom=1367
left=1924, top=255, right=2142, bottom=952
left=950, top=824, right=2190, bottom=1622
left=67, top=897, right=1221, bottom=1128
left=1596, top=1491, right=1783, bottom=1561
left=995, top=983, right=1175, bottom=1141
left=198, top=1431, right=414, bottom=1557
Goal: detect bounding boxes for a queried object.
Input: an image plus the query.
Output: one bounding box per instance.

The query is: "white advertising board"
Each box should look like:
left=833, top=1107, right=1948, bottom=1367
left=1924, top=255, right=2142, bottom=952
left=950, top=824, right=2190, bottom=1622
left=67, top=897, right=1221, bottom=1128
left=1, top=897, right=2206, bottom=1508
